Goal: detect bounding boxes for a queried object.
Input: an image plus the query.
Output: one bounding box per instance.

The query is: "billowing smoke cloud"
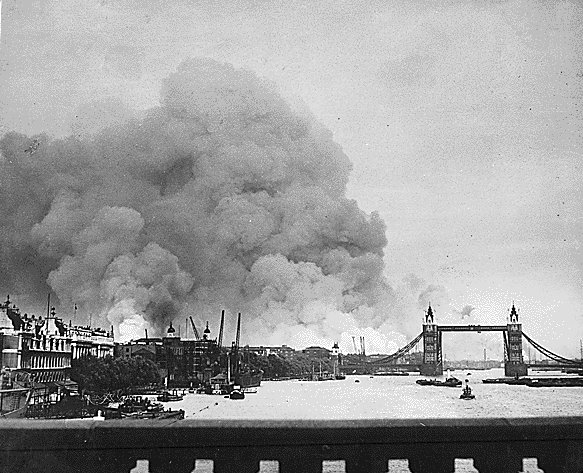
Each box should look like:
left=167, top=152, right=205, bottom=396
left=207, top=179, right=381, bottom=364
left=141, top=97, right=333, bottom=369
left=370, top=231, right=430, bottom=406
left=0, top=58, right=397, bottom=347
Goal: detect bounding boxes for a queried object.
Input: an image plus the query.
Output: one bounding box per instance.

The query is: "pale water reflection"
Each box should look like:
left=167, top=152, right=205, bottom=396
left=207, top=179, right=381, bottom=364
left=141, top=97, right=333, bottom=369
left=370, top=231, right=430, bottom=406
left=165, top=368, right=583, bottom=420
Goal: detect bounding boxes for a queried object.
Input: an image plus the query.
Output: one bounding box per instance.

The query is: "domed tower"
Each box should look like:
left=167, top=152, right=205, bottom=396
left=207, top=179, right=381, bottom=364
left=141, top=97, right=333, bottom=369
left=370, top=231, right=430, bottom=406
left=166, top=322, right=176, bottom=338
left=203, top=321, right=211, bottom=340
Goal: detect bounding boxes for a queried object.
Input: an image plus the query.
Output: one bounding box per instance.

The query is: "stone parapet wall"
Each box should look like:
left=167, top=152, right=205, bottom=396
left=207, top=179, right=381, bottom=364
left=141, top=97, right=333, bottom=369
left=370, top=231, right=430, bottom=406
left=0, top=417, right=582, bottom=472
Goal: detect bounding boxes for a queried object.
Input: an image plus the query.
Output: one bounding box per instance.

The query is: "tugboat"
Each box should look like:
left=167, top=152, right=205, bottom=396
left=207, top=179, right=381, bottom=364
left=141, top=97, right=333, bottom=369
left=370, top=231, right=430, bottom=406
left=119, top=396, right=163, bottom=414
left=443, top=376, right=463, bottom=387
left=417, top=369, right=462, bottom=387
left=416, top=377, right=462, bottom=387
left=375, top=370, right=409, bottom=376
left=460, top=379, right=475, bottom=400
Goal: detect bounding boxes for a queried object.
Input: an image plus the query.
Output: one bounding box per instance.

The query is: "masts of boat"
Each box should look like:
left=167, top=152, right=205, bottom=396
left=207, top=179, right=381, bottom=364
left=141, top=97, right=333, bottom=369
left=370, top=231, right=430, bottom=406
left=227, top=352, right=231, bottom=385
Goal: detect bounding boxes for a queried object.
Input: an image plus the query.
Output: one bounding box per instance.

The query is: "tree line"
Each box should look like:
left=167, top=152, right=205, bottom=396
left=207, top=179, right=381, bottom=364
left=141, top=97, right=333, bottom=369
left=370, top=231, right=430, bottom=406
left=71, top=352, right=340, bottom=394
left=245, top=352, right=337, bottom=379
left=70, top=355, right=160, bottom=395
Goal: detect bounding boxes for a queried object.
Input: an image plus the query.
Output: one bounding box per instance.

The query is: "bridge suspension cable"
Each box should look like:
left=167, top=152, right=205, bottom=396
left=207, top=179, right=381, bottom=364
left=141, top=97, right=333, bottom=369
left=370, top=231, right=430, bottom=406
left=370, top=332, right=423, bottom=365
left=522, top=332, right=583, bottom=366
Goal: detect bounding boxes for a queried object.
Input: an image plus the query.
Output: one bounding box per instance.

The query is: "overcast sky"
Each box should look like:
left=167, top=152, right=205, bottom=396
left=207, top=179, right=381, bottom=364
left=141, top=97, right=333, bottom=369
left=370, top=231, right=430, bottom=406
left=1, top=0, right=582, bottom=355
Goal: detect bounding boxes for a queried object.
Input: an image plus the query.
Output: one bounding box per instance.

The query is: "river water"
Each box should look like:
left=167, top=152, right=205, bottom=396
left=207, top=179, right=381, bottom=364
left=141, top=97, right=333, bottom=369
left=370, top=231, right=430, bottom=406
left=164, top=368, right=583, bottom=420
left=137, top=368, right=581, bottom=472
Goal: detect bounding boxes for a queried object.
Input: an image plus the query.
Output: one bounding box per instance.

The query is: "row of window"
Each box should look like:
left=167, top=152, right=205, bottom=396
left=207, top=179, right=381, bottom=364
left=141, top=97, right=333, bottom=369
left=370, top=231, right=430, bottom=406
left=27, top=353, right=70, bottom=369
left=26, top=338, right=70, bottom=352
left=71, top=345, right=112, bottom=358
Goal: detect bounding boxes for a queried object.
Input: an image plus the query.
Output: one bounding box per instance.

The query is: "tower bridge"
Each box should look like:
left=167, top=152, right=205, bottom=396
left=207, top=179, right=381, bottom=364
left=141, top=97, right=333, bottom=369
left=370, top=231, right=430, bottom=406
left=352, top=303, right=583, bottom=377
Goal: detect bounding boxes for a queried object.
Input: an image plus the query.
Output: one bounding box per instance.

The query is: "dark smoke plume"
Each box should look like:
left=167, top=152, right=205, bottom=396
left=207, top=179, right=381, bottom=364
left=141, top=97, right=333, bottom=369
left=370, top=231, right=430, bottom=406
left=0, top=59, right=392, bottom=348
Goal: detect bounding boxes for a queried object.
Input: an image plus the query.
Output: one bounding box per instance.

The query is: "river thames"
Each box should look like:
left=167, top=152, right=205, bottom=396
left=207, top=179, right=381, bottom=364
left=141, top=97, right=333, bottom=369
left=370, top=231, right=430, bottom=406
left=136, top=368, right=581, bottom=472
left=164, top=368, right=583, bottom=420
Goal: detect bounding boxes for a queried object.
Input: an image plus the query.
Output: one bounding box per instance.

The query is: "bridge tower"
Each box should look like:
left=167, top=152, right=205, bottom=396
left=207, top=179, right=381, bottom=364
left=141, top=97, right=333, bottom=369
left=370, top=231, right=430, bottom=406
left=504, top=303, right=528, bottom=377
left=421, top=304, right=443, bottom=376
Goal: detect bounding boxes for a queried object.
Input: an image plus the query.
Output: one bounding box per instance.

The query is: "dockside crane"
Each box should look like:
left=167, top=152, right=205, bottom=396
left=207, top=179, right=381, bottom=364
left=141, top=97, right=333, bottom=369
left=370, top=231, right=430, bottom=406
left=218, top=310, right=225, bottom=347
left=235, top=312, right=241, bottom=351
left=189, top=316, right=201, bottom=340
left=230, top=312, right=242, bottom=379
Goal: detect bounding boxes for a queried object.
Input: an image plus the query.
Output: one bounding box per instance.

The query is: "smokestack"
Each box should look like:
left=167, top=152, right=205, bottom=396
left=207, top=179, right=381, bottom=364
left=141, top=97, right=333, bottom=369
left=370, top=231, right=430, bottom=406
left=145, top=329, right=148, bottom=341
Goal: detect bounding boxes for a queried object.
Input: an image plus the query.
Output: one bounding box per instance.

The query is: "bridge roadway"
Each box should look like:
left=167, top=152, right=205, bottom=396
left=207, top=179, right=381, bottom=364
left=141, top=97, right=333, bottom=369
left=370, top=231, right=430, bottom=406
left=341, top=363, right=420, bottom=373
left=437, top=325, right=508, bottom=332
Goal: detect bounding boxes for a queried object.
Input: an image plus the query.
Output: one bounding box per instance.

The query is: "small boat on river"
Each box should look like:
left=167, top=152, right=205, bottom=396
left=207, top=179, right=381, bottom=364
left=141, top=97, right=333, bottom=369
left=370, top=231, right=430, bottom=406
left=375, top=371, right=409, bottom=376
left=156, top=390, right=184, bottom=402
left=417, top=369, right=462, bottom=387
left=416, top=376, right=462, bottom=387
left=122, top=409, right=185, bottom=420
left=103, top=396, right=184, bottom=419
left=119, top=396, right=163, bottom=414
left=460, top=380, right=475, bottom=400
left=229, top=389, right=245, bottom=400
